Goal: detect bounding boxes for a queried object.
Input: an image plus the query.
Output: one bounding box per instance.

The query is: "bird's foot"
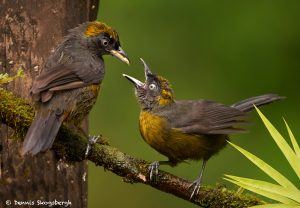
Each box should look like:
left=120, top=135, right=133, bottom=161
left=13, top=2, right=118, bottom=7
left=188, top=177, right=202, bottom=200
left=148, top=161, right=160, bottom=181
left=85, top=135, right=100, bottom=157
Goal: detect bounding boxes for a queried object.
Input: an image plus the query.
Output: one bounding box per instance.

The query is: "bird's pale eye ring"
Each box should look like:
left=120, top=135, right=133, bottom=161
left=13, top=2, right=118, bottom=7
left=101, top=39, right=109, bottom=46
left=149, top=83, right=157, bottom=90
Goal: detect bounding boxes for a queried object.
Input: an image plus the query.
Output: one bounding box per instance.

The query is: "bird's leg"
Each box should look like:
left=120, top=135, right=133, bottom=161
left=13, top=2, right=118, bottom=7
left=85, top=135, right=100, bottom=157
left=189, top=160, right=207, bottom=199
left=148, top=160, right=177, bottom=181
left=64, top=123, right=100, bottom=157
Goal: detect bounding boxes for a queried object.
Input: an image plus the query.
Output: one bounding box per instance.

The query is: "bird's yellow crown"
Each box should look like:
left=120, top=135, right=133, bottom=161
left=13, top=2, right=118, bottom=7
left=84, top=21, right=118, bottom=40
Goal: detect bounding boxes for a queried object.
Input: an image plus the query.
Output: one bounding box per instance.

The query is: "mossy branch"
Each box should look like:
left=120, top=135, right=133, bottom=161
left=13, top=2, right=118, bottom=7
left=0, top=87, right=263, bottom=208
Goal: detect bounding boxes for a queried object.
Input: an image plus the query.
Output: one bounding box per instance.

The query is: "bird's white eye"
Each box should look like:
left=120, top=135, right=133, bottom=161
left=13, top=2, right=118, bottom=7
left=149, top=83, right=157, bottom=90
left=101, top=39, right=109, bottom=46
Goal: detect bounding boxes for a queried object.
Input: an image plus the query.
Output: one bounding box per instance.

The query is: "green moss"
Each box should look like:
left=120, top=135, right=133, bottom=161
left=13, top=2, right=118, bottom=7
left=0, top=69, right=24, bottom=85
left=0, top=88, right=34, bottom=137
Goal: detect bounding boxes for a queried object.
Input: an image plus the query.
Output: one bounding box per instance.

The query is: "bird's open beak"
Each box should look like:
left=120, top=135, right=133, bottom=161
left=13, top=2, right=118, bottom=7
left=122, top=58, right=152, bottom=88
left=110, top=46, right=130, bottom=65
left=140, top=58, right=153, bottom=79
left=122, top=74, right=144, bottom=88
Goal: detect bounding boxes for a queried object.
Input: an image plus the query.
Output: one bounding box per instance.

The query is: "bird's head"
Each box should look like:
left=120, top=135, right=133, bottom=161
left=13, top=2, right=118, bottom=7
left=68, top=21, right=129, bottom=64
left=123, top=59, right=174, bottom=110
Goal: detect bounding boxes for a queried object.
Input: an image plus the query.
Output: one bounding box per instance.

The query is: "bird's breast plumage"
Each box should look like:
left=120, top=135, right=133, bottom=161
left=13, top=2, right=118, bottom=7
left=64, top=84, right=101, bottom=125
left=139, top=111, right=228, bottom=162
left=139, top=111, right=169, bottom=150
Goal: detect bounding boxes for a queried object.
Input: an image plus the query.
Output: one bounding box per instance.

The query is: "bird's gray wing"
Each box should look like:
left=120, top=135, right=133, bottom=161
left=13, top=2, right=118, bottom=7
left=31, top=57, right=103, bottom=102
left=163, top=100, right=248, bottom=135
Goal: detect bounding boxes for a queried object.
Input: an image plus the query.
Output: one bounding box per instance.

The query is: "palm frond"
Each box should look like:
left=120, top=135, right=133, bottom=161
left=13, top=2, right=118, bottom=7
left=225, top=108, right=300, bottom=207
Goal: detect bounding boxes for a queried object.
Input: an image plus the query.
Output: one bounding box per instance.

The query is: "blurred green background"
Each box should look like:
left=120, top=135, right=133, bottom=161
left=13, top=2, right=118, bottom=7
left=88, top=1, right=300, bottom=207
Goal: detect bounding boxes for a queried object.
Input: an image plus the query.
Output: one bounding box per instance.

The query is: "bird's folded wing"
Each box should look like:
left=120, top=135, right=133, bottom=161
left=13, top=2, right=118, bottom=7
left=168, top=100, right=248, bottom=135
left=31, top=61, right=102, bottom=102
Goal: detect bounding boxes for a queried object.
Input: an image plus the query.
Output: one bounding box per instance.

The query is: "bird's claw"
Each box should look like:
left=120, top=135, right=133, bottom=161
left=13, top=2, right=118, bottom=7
left=188, top=178, right=202, bottom=200
left=148, top=161, right=160, bottom=181
left=85, top=135, right=100, bottom=157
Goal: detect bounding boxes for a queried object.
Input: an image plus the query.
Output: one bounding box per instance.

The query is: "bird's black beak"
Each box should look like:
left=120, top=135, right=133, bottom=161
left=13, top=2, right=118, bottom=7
left=122, top=74, right=144, bottom=88
left=110, top=46, right=130, bottom=65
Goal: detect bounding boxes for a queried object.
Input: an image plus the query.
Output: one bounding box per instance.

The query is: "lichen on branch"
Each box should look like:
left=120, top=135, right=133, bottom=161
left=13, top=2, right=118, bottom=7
left=0, top=68, right=24, bottom=85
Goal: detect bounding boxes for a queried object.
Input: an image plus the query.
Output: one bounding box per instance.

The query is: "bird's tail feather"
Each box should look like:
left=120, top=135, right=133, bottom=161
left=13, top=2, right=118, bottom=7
left=231, top=94, right=284, bottom=112
left=21, top=109, right=64, bottom=155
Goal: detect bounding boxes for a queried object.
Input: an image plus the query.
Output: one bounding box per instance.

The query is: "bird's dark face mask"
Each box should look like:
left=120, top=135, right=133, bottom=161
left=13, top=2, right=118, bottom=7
left=87, top=33, right=129, bottom=65
left=123, top=59, right=174, bottom=111
left=83, top=22, right=129, bottom=65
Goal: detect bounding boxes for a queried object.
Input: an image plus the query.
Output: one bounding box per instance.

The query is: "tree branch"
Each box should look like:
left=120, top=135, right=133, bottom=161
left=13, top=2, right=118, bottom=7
left=0, top=87, right=262, bottom=208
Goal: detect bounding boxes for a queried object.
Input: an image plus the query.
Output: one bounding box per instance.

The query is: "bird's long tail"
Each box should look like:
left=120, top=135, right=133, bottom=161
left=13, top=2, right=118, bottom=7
left=21, top=108, right=64, bottom=155
left=231, top=94, right=284, bottom=112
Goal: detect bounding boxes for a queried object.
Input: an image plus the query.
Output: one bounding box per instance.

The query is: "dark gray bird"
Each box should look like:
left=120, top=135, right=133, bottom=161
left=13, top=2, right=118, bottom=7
left=22, top=21, right=129, bottom=155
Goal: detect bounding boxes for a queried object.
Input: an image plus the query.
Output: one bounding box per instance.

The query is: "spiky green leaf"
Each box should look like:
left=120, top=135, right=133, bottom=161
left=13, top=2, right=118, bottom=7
left=256, top=107, right=300, bottom=180
left=228, top=141, right=297, bottom=190
left=225, top=175, right=300, bottom=203
left=224, top=177, right=298, bottom=205
left=284, top=119, right=300, bottom=158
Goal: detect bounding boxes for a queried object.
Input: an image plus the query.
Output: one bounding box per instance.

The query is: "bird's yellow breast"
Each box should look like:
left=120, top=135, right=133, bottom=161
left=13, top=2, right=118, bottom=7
left=139, top=111, right=228, bottom=161
left=139, top=111, right=168, bottom=147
